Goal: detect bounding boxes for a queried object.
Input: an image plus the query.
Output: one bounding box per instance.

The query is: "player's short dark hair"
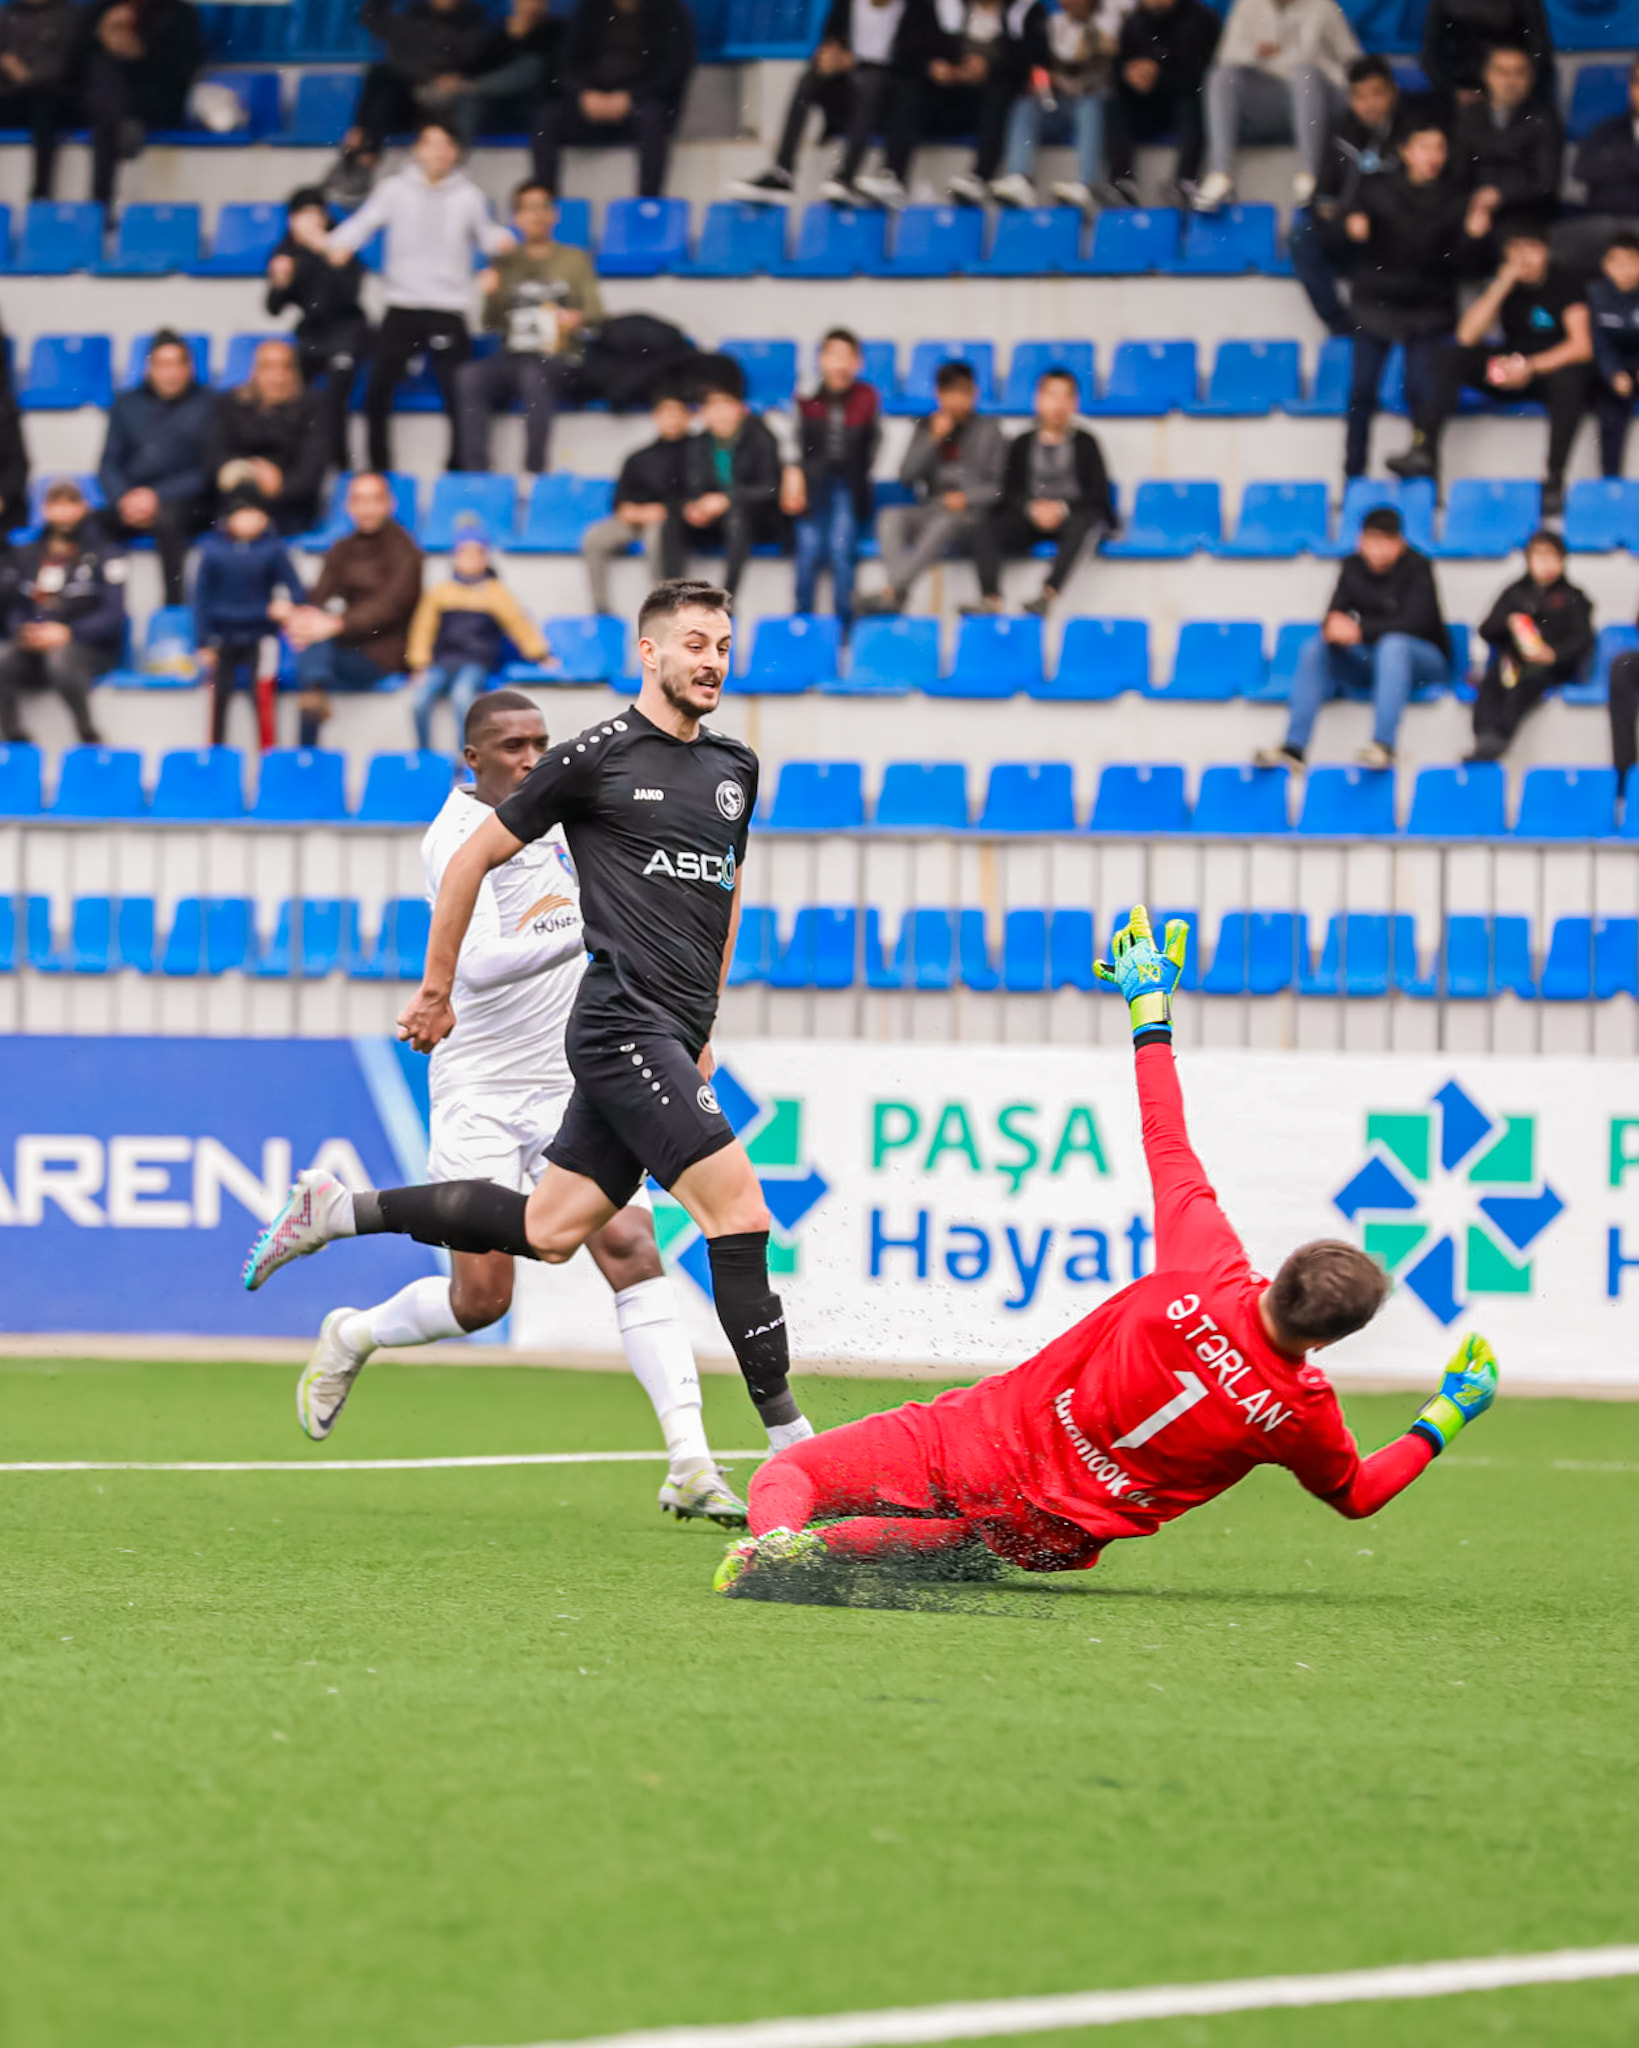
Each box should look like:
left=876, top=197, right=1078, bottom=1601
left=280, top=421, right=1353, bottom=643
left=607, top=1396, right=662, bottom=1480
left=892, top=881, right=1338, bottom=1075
left=464, top=688, right=542, bottom=745
left=934, top=360, right=977, bottom=393
left=417, top=116, right=462, bottom=145
left=1360, top=506, right=1403, bottom=538
left=512, top=177, right=553, bottom=206
left=1484, top=40, right=1533, bottom=67
left=1037, top=367, right=1079, bottom=393
left=638, top=579, right=732, bottom=638
left=1608, top=230, right=1639, bottom=256
left=821, top=326, right=861, bottom=352
left=1269, top=1240, right=1390, bottom=1347
left=1347, top=54, right=1395, bottom=88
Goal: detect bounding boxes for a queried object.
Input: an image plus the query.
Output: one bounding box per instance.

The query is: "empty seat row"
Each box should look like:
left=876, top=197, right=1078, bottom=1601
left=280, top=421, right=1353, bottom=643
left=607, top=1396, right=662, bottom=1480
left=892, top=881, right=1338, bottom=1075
left=0, top=744, right=455, bottom=824
left=0, top=895, right=428, bottom=979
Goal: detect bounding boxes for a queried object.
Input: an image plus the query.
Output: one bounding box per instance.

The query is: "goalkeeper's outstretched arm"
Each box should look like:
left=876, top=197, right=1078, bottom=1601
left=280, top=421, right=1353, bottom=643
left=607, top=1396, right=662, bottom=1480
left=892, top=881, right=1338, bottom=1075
left=1318, top=1334, right=1500, bottom=1520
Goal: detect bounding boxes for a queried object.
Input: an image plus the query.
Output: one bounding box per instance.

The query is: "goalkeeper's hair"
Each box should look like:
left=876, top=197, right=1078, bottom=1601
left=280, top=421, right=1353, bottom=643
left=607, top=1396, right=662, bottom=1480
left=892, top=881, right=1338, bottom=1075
left=1269, top=1240, right=1389, bottom=1347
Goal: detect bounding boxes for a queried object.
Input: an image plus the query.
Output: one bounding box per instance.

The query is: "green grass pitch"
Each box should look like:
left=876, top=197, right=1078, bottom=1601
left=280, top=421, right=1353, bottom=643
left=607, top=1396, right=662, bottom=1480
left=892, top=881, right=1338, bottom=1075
left=1, top=1356, right=1636, bottom=2048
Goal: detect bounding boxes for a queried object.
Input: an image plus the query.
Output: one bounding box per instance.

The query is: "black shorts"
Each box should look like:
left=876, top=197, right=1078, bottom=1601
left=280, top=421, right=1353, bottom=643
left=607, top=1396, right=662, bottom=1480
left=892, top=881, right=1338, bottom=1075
left=546, top=997, right=737, bottom=1208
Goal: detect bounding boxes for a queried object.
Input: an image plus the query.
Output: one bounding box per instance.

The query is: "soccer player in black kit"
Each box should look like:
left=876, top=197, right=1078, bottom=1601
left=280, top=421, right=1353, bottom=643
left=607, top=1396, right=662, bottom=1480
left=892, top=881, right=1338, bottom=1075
left=244, top=580, right=815, bottom=1451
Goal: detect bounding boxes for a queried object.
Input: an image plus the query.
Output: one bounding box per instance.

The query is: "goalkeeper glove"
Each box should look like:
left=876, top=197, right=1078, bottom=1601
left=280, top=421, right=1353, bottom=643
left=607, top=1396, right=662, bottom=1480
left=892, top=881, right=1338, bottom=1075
left=1409, top=1332, right=1499, bottom=1454
left=1094, top=905, right=1190, bottom=1042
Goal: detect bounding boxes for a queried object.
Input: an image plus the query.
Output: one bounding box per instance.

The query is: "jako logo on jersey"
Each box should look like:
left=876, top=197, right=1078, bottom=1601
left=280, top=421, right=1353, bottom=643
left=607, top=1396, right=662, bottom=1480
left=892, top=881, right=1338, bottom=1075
left=633, top=788, right=664, bottom=802
left=715, top=780, right=746, bottom=822
left=642, top=847, right=737, bottom=891
left=697, top=1083, right=720, bottom=1116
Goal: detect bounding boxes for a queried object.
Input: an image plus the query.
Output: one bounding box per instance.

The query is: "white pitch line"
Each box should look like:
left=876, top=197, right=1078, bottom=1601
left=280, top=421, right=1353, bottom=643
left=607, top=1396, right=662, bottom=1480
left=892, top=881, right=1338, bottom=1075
left=464, top=1946, right=1639, bottom=2048
left=0, top=1450, right=765, bottom=1475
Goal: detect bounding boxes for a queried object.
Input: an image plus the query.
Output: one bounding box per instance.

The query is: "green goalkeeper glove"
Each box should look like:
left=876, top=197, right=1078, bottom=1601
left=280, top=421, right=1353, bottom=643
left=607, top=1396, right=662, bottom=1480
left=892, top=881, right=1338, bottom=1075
left=1410, top=1332, right=1499, bottom=1454
left=1094, top=905, right=1190, bottom=1041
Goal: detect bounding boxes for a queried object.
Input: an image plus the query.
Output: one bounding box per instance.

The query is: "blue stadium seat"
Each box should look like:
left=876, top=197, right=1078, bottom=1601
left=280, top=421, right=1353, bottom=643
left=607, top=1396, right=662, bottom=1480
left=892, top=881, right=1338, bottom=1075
left=1536, top=916, right=1638, bottom=999
left=959, top=909, right=1001, bottom=989
left=350, top=898, right=431, bottom=981
left=1564, top=477, right=1639, bottom=552
left=1256, top=621, right=1314, bottom=703
left=51, top=746, right=145, bottom=819
left=836, top=616, right=939, bottom=695
left=356, top=751, right=454, bottom=825
left=1568, top=62, right=1628, bottom=137
left=40, top=896, right=155, bottom=975
left=1174, top=204, right=1278, bottom=274
left=737, top=615, right=841, bottom=694
left=765, top=761, right=865, bottom=831
left=161, top=897, right=253, bottom=977
left=1087, top=207, right=1181, bottom=274
left=109, top=603, right=200, bottom=692
left=151, top=747, right=244, bottom=821
left=598, top=197, right=689, bottom=275
left=20, top=335, right=113, bottom=410
left=301, top=470, right=420, bottom=546
left=120, top=332, right=211, bottom=390
left=1155, top=620, right=1263, bottom=700
left=1186, top=338, right=1301, bottom=417
left=0, top=741, right=43, bottom=816
left=252, top=748, right=348, bottom=823
left=1001, top=908, right=1047, bottom=990
left=686, top=201, right=787, bottom=276
left=1001, top=340, right=1097, bottom=414
left=0, top=201, right=13, bottom=267
left=720, top=338, right=798, bottom=408
left=100, top=203, right=200, bottom=276
left=866, top=907, right=959, bottom=990
left=1297, top=765, right=1397, bottom=835
left=1218, top=480, right=1329, bottom=557
left=547, top=198, right=591, bottom=249
left=1048, top=908, right=1097, bottom=989
left=777, top=204, right=887, bottom=278
left=1035, top=616, right=1147, bottom=700
left=1596, top=918, right=1639, bottom=998
left=1406, top=763, right=1507, bottom=837
left=1284, top=333, right=1353, bottom=417
left=971, top=206, right=1083, bottom=276
left=1202, top=910, right=1308, bottom=995
left=1590, top=623, right=1639, bottom=708
left=727, top=904, right=778, bottom=986
left=929, top=613, right=1042, bottom=698
left=1441, top=915, right=1535, bottom=998
left=514, top=474, right=613, bottom=553
left=1430, top=478, right=1540, bottom=558
left=1105, top=480, right=1220, bottom=557
left=196, top=201, right=287, bottom=277
left=10, top=201, right=102, bottom=274
left=275, top=72, right=360, bottom=146
left=875, top=762, right=968, bottom=830
left=884, top=205, right=984, bottom=277
left=422, top=473, right=517, bottom=550
left=540, top=615, right=627, bottom=682
left=1513, top=766, right=1619, bottom=839
left=1392, top=917, right=1438, bottom=997
left=251, top=898, right=360, bottom=979
left=1324, top=475, right=1437, bottom=554
left=214, top=331, right=286, bottom=391
left=896, top=341, right=998, bottom=414
left=1191, top=764, right=1290, bottom=834
left=1298, top=913, right=1397, bottom=997
left=1092, top=339, right=1197, bottom=415
left=769, top=905, right=858, bottom=988
left=978, top=762, right=1076, bottom=832
left=1090, top=762, right=1188, bottom=832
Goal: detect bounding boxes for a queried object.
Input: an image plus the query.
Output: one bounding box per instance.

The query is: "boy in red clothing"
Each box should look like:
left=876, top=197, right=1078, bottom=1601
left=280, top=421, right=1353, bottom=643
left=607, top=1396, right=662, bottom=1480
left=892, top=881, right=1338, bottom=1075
left=715, top=908, right=1499, bottom=1595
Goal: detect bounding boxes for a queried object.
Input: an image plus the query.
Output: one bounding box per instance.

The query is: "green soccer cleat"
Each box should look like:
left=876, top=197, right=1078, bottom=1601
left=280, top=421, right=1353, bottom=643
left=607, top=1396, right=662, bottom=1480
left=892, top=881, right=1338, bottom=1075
left=713, top=1526, right=829, bottom=1596
left=659, top=1467, right=748, bottom=1528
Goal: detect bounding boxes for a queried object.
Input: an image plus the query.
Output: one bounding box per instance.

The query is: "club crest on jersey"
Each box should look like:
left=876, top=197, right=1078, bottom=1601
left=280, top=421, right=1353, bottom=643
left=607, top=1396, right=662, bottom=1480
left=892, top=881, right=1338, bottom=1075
left=697, top=1083, right=720, bottom=1116
left=642, top=846, right=737, bottom=891
left=715, top=780, right=746, bottom=822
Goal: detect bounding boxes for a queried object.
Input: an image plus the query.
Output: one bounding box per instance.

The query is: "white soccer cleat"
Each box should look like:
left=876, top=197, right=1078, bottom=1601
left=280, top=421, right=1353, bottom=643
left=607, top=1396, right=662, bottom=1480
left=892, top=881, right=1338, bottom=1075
left=297, top=1307, right=371, bottom=1440
left=243, top=1168, right=352, bottom=1292
left=659, top=1466, right=749, bottom=1528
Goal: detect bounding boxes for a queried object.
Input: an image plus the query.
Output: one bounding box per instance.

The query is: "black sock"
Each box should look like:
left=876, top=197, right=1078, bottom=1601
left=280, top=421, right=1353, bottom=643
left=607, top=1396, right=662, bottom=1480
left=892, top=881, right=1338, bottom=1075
left=352, top=1181, right=535, bottom=1259
left=297, top=711, right=321, bottom=748
left=707, top=1230, right=800, bottom=1426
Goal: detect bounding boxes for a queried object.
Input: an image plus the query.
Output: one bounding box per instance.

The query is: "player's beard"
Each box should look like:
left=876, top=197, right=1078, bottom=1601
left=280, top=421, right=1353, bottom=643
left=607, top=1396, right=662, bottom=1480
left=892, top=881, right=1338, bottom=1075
left=656, top=652, right=724, bottom=726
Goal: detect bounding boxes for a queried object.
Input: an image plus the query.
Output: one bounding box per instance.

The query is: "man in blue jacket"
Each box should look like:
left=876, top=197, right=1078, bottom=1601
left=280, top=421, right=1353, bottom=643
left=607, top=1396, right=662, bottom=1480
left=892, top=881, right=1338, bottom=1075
left=97, top=330, right=212, bottom=607
left=0, top=480, right=128, bottom=744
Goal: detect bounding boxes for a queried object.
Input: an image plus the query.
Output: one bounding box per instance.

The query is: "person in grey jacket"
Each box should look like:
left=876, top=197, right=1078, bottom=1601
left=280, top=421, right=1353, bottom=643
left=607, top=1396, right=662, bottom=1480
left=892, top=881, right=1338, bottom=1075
left=862, top=360, right=1007, bottom=612
left=0, top=0, right=80, bottom=198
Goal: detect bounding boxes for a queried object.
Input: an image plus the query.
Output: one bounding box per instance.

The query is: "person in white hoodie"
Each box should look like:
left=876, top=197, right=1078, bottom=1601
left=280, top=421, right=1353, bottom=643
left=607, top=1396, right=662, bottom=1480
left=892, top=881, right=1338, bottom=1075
left=298, top=119, right=515, bottom=472
left=1195, top=0, right=1358, bottom=212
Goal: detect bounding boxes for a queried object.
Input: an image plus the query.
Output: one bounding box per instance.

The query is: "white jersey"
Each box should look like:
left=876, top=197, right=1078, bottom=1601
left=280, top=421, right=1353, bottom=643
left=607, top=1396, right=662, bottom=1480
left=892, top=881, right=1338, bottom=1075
left=422, top=787, right=586, bottom=1100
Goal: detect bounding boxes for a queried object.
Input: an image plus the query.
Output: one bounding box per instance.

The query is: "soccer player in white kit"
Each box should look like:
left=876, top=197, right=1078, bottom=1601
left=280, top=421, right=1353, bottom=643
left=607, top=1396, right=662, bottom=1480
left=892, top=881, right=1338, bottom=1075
left=296, top=689, right=747, bottom=1526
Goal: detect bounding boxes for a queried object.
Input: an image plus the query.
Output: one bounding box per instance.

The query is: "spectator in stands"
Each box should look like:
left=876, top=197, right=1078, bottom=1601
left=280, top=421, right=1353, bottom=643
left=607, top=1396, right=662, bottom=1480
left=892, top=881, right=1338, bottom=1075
left=193, top=483, right=306, bottom=749
left=675, top=377, right=782, bottom=597
left=969, top=368, right=1113, bottom=615
left=1468, top=530, right=1593, bottom=763
left=0, top=0, right=80, bottom=200
left=783, top=328, right=881, bottom=628
left=0, top=480, right=126, bottom=744
left=1341, top=121, right=1493, bottom=483
left=266, top=187, right=371, bottom=475
left=1451, top=45, right=1561, bottom=220
left=580, top=391, right=694, bottom=614
left=863, top=360, right=1006, bottom=612
left=1607, top=638, right=1639, bottom=786
left=1255, top=506, right=1448, bottom=771
left=82, top=0, right=204, bottom=217
left=1590, top=232, right=1639, bottom=476
left=204, top=338, right=328, bottom=537
left=281, top=472, right=423, bottom=747
left=0, top=330, right=27, bottom=538
left=344, top=0, right=492, bottom=181
left=532, top=0, right=695, bottom=201
left=405, top=516, right=550, bottom=748
left=301, top=120, right=514, bottom=475
left=454, top=180, right=604, bottom=476
left=1421, top=0, right=1552, bottom=110
left=432, top=0, right=558, bottom=144
left=1195, top=0, right=1358, bottom=214
left=96, top=329, right=212, bottom=608
left=726, top=0, right=939, bottom=210
left=1106, top=0, right=1219, bottom=202
left=991, top=0, right=1130, bottom=214
left=1444, top=219, right=1593, bottom=516
left=1560, top=60, right=1639, bottom=278
left=1287, top=53, right=1400, bottom=336
left=926, top=0, right=1035, bottom=210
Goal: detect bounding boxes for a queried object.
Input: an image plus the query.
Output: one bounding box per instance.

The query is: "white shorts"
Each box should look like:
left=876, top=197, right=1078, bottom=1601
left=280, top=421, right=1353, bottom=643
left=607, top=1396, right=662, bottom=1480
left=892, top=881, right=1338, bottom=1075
left=428, top=1086, right=651, bottom=1210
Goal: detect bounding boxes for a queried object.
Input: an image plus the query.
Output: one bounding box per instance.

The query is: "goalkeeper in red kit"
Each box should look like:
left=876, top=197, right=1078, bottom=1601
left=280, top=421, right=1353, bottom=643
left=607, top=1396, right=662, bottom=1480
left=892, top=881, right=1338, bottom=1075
left=714, top=908, right=1499, bottom=1597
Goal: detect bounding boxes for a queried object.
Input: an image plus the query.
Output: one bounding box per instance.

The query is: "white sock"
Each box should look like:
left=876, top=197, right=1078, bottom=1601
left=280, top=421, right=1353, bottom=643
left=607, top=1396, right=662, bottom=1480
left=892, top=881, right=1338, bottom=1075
left=615, top=1276, right=712, bottom=1472
left=341, top=1277, right=465, bottom=1357
left=766, top=1415, right=815, bottom=1453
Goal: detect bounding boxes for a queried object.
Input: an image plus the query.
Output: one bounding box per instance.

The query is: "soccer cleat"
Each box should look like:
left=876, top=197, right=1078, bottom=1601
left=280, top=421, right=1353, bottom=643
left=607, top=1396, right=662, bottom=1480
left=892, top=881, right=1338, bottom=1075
left=296, top=1307, right=370, bottom=1441
left=659, top=1466, right=749, bottom=1527
left=242, top=1168, right=352, bottom=1291
left=713, top=1525, right=828, bottom=1595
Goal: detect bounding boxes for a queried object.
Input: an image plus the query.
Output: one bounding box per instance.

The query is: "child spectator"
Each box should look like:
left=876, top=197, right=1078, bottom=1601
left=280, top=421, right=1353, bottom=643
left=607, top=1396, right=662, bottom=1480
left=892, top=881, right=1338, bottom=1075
left=1589, top=233, right=1639, bottom=477
left=991, top=0, right=1130, bottom=214
left=266, top=187, right=371, bottom=474
left=783, top=329, right=881, bottom=628
left=1288, top=53, right=1400, bottom=336
left=580, top=391, right=695, bottom=614
left=1195, top=0, right=1359, bottom=214
left=0, top=480, right=126, bottom=744
left=193, top=483, right=306, bottom=749
left=677, top=378, right=783, bottom=597
left=1468, top=531, right=1593, bottom=763
left=970, top=368, right=1113, bottom=615
left=405, top=517, right=550, bottom=749
left=1106, top=0, right=1219, bottom=201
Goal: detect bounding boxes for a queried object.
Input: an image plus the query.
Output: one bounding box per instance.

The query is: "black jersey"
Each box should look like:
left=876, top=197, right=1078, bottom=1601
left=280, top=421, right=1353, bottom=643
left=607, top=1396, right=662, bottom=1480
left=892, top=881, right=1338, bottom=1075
left=495, top=706, right=758, bottom=1049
